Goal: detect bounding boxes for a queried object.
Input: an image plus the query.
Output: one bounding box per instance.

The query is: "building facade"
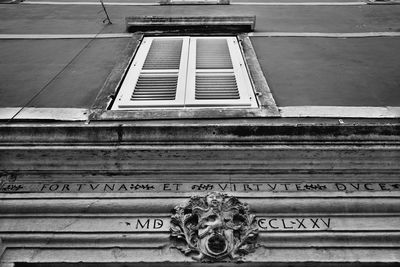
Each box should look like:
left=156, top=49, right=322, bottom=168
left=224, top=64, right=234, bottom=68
left=0, top=0, right=400, bottom=265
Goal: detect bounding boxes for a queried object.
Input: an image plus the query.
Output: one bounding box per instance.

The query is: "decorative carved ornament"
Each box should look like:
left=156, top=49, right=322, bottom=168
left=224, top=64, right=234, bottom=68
left=170, top=192, right=258, bottom=262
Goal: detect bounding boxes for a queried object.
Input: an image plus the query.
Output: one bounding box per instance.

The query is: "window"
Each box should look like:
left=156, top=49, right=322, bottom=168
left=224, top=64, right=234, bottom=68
left=111, top=36, right=258, bottom=110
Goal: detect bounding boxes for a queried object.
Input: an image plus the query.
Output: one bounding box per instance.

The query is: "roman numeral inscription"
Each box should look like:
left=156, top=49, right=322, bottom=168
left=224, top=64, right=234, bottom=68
left=120, top=217, right=332, bottom=232
left=257, top=217, right=332, bottom=231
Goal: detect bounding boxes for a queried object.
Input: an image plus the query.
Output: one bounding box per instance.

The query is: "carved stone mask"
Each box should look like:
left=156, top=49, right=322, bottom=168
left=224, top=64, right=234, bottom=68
left=170, top=192, right=259, bottom=262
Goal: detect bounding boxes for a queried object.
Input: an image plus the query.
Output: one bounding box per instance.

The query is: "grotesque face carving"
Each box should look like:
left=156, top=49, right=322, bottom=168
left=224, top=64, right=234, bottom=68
left=171, top=192, right=258, bottom=262
left=206, top=192, right=223, bottom=208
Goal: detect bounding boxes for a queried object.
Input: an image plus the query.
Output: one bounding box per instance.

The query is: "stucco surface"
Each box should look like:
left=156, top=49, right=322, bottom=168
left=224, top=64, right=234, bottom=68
left=0, top=38, right=129, bottom=108
left=251, top=36, right=400, bottom=106
left=0, top=2, right=399, bottom=109
left=0, top=5, right=399, bottom=34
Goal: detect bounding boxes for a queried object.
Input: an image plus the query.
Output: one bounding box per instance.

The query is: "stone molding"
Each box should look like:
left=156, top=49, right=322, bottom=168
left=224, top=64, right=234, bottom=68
left=1, top=144, right=399, bottom=176
left=159, top=0, right=230, bottom=4
left=1, top=123, right=399, bottom=177
left=1, top=196, right=400, bottom=214
left=1, top=123, right=399, bottom=144
left=1, top=122, right=399, bottom=265
left=1, top=195, right=400, bottom=264
left=125, top=16, right=256, bottom=32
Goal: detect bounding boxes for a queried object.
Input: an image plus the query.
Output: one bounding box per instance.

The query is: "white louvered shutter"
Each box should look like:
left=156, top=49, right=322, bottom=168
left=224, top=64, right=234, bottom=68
left=114, top=37, right=189, bottom=108
left=185, top=37, right=257, bottom=107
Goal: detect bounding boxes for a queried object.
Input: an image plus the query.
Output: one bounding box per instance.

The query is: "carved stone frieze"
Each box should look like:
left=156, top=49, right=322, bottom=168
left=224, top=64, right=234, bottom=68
left=170, top=192, right=258, bottom=262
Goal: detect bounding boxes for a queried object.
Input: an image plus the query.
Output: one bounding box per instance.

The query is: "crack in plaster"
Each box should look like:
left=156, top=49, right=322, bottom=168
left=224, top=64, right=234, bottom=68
left=57, top=218, right=80, bottom=232
left=57, top=199, right=100, bottom=232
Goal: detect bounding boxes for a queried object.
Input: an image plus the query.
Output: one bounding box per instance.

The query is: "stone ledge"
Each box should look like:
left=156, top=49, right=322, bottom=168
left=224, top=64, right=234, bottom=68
left=1, top=123, right=399, bottom=144
left=1, top=197, right=399, bottom=214
left=2, top=247, right=400, bottom=264
left=125, top=16, right=256, bottom=33
left=367, top=0, right=400, bottom=4
left=159, top=0, right=229, bottom=5
left=2, top=232, right=400, bottom=248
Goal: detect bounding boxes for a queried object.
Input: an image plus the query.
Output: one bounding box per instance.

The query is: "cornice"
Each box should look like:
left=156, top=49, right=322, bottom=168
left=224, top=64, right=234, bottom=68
left=1, top=196, right=399, bottom=214
left=0, top=122, right=399, bottom=145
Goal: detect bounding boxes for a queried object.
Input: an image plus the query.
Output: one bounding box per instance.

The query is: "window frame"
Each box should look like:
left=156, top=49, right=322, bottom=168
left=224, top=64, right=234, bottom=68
left=112, top=36, right=258, bottom=110
left=90, top=33, right=279, bottom=121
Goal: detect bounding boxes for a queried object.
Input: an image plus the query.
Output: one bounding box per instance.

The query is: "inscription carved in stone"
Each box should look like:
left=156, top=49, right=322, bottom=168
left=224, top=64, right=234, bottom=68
left=1, top=182, right=399, bottom=193
left=170, top=192, right=258, bottom=262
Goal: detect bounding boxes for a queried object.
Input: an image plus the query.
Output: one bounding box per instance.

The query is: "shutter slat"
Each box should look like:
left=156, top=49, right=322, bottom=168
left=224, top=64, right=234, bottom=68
left=143, top=39, right=183, bottom=70
left=131, top=75, right=178, bottom=101
left=195, top=74, right=240, bottom=100
left=196, top=39, right=233, bottom=69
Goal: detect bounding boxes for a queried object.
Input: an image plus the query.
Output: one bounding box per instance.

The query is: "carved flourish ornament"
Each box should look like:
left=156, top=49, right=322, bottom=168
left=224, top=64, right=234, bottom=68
left=170, top=192, right=258, bottom=262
